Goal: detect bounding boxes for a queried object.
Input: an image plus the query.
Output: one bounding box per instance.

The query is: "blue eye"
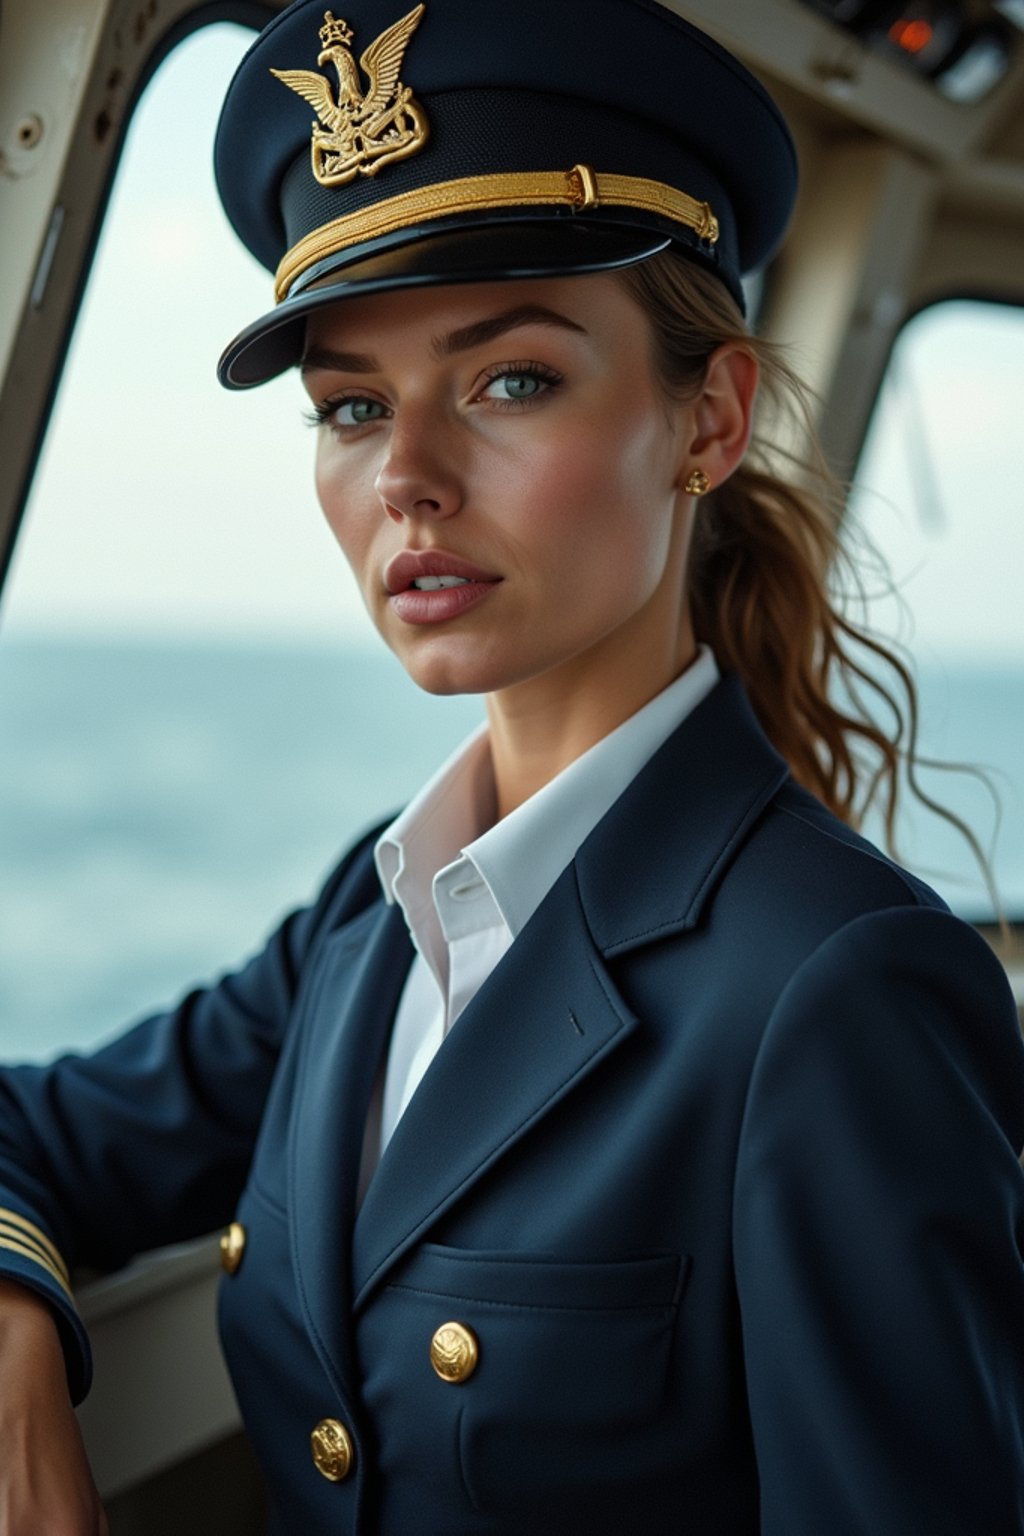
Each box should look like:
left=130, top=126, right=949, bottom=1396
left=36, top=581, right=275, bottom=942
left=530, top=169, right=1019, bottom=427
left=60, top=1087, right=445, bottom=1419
left=334, top=397, right=387, bottom=425
left=480, top=364, right=562, bottom=406
left=487, top=373, right=543, bottom=400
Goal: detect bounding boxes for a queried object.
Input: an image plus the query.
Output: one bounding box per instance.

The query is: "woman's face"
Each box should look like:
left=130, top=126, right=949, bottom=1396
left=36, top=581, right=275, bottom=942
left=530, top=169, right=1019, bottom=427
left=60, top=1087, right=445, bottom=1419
left=303, top=273, right=698, bottom=711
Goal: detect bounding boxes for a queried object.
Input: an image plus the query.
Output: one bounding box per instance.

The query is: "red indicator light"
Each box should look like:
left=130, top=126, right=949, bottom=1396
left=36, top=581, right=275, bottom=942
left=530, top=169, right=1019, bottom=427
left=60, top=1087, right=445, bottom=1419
left=888, top=17, right=936, bottom=53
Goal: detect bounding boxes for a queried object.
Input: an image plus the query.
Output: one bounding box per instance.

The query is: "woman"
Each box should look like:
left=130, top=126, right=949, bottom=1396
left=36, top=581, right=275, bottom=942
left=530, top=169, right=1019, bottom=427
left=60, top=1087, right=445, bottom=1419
left=1, top=1, right=1022, bottom=1532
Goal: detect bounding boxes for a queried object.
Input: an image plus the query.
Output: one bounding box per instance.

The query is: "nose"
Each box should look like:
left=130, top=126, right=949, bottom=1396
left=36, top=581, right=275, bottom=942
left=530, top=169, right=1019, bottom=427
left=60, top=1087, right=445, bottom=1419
left=374, top=411, right=462, bottom=524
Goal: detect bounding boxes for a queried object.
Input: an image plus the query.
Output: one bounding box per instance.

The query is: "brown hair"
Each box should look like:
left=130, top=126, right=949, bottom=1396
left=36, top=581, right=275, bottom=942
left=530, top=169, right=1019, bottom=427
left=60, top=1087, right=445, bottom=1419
left=615, top=250, right=998, bottom=905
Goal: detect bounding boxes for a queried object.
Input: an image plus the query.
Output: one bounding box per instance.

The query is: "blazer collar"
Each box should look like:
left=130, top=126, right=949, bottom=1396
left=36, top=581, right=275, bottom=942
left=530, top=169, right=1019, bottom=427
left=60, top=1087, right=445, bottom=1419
left=576, top=672, right=788, bottom=957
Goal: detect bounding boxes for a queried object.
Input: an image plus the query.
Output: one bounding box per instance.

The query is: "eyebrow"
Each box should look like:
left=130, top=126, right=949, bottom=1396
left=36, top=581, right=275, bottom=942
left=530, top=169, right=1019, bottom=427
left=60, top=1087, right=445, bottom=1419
left=433, top=304, right=589, bottom=358
left=300, top=304, right=589, bottom=376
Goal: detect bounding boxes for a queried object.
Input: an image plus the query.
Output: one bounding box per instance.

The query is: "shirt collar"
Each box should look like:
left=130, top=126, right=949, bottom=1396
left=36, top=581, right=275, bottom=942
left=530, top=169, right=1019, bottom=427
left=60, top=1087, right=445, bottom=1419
left=464, top=646, right=719, bottom=937
left=376, top=647, right=719, bottom=943
left=374, top=720, right=493, bottom=927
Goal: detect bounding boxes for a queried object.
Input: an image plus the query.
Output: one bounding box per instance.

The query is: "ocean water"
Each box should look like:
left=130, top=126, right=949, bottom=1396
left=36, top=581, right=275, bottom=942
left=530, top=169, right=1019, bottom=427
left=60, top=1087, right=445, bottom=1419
left=0, top=637, right=482, bottom=1062
left=1, top=636, right=1021, bottom=1063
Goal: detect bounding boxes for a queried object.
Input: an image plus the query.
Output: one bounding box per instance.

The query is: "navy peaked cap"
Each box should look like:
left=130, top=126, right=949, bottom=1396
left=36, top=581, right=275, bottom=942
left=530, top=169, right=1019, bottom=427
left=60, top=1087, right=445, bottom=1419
left=215, top=0, right=798, bottom=388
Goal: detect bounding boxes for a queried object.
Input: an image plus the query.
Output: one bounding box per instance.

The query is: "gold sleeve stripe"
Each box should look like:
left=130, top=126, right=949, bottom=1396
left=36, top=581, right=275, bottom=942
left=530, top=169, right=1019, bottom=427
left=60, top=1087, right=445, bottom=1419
left=274, top=165, right=720, bottom=302
left=0, top=1235, right=74, bottom=1300
left=0, top=1209, right=71, bottom=1285
left=0, top=1225, right=72, bottom=1291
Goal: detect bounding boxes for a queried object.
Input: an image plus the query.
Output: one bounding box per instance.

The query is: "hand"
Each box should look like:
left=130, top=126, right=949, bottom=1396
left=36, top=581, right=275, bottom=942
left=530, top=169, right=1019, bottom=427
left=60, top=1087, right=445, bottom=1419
left=0, top=1280, right=108, bottom=1536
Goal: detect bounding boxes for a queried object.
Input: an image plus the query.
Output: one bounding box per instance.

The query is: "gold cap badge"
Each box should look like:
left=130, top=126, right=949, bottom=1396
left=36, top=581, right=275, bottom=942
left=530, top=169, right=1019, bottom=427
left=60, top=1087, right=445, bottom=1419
left=271, top=5, right=429, bottom=188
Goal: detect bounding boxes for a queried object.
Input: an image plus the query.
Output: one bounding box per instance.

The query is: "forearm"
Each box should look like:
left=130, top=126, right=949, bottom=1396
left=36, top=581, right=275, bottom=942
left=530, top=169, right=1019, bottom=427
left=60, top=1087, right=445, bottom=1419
left=0, top=1280, right=107, bottom=1536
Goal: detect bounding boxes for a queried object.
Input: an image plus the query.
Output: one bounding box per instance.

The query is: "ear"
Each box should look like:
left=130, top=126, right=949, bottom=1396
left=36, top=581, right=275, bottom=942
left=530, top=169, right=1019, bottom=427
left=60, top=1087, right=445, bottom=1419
left=679, top=343, right=759, bottom=493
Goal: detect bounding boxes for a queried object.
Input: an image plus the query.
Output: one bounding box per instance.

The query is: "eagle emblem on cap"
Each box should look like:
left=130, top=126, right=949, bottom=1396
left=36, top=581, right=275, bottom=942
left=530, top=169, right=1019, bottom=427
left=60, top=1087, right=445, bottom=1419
left=271, top=5, right=429, bottom=188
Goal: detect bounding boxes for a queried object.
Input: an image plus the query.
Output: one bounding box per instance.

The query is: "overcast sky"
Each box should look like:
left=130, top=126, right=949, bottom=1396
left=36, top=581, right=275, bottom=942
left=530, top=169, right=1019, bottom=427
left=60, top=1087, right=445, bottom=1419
left=3, top=22, right=1022, bottom=666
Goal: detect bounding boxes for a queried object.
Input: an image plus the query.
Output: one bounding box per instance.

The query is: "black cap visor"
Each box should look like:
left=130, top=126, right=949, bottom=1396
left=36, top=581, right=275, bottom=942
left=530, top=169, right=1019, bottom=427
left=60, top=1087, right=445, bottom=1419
left=218, top=220, right=671, bottom=389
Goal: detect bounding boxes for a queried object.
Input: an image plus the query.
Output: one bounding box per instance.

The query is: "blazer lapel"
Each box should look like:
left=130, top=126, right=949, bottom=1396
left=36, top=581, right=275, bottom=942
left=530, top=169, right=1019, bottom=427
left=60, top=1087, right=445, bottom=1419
left=577, top=673, right=789, bottom=956
left=289, top=899, right=413, bottom=1402
left=350, top=673, right=790, bottom=1309
left=351, top=865, right=636, bottom=1308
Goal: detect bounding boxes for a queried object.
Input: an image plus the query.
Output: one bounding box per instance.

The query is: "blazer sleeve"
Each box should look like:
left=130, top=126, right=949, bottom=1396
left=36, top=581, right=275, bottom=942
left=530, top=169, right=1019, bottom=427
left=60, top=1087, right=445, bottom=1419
left=733, top=904, right=1024, bottom=1536
left=0, top=826, right=382, bottom=1404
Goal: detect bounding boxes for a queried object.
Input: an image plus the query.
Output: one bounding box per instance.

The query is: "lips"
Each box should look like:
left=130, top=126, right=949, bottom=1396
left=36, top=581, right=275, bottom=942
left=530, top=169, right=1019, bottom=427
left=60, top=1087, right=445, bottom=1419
left=385, top=549, right=501, bottom=596
left=384, top=548, right=502, bottom=627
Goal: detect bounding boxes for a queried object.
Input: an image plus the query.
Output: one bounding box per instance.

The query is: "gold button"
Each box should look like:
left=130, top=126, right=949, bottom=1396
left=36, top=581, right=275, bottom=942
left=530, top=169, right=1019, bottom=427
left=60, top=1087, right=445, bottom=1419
left=430, top=1321, right=479, bottom=1384
left=219, top=1222, right=246, bottom=1275
left=310, top=1418, right=353, bottom=1482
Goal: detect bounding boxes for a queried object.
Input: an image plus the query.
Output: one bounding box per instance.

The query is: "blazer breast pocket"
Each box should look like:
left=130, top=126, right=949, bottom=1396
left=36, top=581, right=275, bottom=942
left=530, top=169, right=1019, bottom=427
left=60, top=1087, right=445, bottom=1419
left=361, top=1243, right=689, bottom=1529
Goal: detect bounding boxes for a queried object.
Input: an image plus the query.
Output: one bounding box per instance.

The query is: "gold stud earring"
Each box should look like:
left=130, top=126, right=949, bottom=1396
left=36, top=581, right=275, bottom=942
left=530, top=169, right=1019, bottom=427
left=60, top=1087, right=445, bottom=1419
left=685, top=469, right=711, bottom=496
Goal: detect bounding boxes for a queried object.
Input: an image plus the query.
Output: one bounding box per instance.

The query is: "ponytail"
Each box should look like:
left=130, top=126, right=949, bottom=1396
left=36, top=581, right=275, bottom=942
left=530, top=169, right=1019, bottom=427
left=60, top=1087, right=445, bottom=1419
left=615, top=252, right=996, bottom=900
left=690, top=461, right=910, bottom=838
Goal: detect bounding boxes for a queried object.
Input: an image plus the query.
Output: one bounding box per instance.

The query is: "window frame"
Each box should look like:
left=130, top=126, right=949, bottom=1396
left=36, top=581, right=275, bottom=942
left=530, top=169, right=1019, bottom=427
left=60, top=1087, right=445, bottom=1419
left=849, top=289, right=1024, bottom=964
left=0, top=0, right=277, bottom=606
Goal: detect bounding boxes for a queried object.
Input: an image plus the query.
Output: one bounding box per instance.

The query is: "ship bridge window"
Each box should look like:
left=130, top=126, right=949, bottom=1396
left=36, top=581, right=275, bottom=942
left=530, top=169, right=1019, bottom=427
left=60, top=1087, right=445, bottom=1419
left=848, top=297, right=1024, bottom=925
left=0, top=22, right=481, bottom=1064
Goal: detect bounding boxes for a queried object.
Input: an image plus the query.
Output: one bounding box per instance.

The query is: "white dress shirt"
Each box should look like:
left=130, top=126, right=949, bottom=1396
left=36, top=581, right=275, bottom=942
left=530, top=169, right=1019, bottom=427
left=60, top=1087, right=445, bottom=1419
left=369, top=647, right=720, bottom=1172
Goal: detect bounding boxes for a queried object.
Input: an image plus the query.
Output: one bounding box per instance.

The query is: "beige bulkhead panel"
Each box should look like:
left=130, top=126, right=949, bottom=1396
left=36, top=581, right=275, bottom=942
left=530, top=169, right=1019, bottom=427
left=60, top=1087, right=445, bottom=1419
left=917, top=94, right=1024, bottom=307
left=667, top=0, right=1024, bottom=163
left=2, top=0, right=113, bottom=569
left=771, top=138, right=939, bottom=478
left=0, top=0, right=108, bottom=381
left=666, top=0, right=1024, bottom=476
left=914, top=205, right=1024, bottom=306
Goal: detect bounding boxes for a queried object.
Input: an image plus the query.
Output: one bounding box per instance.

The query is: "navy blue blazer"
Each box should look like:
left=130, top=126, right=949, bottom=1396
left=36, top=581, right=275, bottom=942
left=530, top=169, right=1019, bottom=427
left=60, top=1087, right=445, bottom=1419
left=1, top=674, right=1023, bottom=1534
